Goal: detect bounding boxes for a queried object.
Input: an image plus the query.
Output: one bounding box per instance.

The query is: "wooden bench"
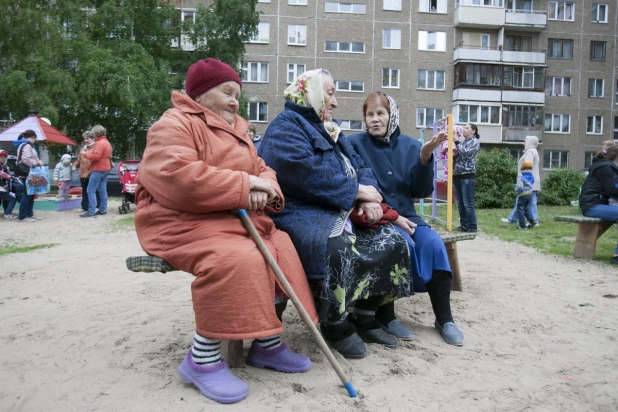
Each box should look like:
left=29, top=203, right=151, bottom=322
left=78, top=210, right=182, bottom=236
left=554, top=215, right=615, bottom=259
left=440, top=232, right=476, bottom=292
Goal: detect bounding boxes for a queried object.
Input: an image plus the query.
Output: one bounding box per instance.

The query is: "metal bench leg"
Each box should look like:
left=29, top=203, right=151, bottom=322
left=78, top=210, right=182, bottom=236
left=445, top=242, right=462, bottom=292
left=220, top=340, right=245, bottom=368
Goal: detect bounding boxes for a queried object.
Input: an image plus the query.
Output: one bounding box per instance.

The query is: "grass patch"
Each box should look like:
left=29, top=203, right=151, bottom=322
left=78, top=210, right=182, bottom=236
left=106, top=216, right=136, bottom=233
left=0, top=243, right=58, bottom=256
left=424, top=204, right=617, bottom=263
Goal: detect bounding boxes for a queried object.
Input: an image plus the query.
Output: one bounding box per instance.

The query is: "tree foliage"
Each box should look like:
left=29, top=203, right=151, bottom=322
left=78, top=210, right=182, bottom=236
left=475, top=148, right=518, bottom=208
left=539, top=167, right=585, bottom=206
left=0, top=0, right=259, bottom=157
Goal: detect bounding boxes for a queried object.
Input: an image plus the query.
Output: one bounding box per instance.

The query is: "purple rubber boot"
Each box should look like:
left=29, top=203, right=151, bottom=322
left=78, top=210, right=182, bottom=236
left=177, top=353, right=249, bottom=404
left=246, top=342, right=312, bottom=373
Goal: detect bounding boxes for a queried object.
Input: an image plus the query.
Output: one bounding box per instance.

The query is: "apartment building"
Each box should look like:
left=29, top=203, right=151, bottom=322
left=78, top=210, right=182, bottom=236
left=172, top=0, right=618, bottom=174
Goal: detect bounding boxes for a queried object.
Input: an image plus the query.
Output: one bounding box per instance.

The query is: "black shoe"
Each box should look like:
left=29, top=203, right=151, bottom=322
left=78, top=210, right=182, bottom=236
left=80, top=212, right=96, bottom=218
left=349, top=317, right=398, bottom=348
left=465, top=228, right=477, bottom=233
left=527, top=221, right=537, bottom=228
left=456, top=226, right=468, bottom=232
left=95, top=210, right=107, bottom=215
left=320, top=323, right=368, bottom=359
left=610, top=256, right=618, bottom=265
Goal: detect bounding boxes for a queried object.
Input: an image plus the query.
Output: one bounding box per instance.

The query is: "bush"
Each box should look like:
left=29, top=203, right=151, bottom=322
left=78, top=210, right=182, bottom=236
left=475, top=148, right=518, bottom=208
left=539, top=167, right=585, bottom=206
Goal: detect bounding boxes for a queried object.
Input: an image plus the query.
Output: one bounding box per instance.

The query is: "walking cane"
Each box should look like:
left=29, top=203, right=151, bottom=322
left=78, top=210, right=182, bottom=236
left=236, top=209, right=358, bottom=398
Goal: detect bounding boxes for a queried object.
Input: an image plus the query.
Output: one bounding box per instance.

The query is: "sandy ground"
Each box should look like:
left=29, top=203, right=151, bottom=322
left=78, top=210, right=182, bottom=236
left=1, top=200, right=618, bottom=412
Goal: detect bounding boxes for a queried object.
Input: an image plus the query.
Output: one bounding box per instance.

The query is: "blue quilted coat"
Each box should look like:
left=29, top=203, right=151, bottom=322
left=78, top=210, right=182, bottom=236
left=259, top=100, right=380, bottom=280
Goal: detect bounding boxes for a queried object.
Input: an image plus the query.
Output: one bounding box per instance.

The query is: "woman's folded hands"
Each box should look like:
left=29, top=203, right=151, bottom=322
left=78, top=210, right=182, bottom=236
left=248, top=175, right=279, bottom=211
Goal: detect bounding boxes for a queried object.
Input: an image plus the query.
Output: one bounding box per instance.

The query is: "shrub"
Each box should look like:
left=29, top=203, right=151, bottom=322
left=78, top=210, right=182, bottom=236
left=475, top=148, right=518, bottom=208
left=540, top=167, right=585, bottom=206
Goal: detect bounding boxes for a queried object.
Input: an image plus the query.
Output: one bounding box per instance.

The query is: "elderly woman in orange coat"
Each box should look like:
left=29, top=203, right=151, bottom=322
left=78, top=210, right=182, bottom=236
left=134, top=58, right=318, bottom=404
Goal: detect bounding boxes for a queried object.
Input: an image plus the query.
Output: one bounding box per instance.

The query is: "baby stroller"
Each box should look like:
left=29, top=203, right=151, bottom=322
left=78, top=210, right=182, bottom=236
left=117, top=160, right=140, bottom=214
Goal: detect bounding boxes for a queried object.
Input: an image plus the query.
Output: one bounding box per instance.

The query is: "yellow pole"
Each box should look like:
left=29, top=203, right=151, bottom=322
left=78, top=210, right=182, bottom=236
left=447, top=114, right=453, bottom=232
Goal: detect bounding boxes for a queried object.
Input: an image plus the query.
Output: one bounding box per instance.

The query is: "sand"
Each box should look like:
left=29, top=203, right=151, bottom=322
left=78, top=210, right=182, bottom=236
left=1, top=200, right=618, bottom=412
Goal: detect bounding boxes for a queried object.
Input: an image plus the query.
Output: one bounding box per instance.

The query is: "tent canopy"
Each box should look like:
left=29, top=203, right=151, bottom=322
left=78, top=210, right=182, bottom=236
left=0, top=116, right=77, bottom=146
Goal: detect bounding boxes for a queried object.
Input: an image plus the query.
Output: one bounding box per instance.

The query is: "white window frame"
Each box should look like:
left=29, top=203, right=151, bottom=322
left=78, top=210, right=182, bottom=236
left=544, top=113, right=571, bottom=133
left=587, top=115, right=603, bottom=134
left=241, top=62, right=269, bottom=83
left=420, top=0, right=447, bottom=13
left=325, top=2, right=367, bottom=13
left=248, top=102, right=268, bottom=123
left=289, top=0, right=308, bottom=5
left=418, top=31, right=446, bottom=52
left=324, top=41, right=365, bottom=53
left=384, top=0, right=402, bottom=11
left=543, top=151, right=569, bottom=170
left=458, top=104, right=501, bottom=124
left=339, top=120, right=364, bottom=131
left=548, top=1, right=574, bottom=21
left=417, top=69, right=445, bottom=90
left=591, top=3, right=608, bottom=23
left=417, top=108, right=445, bottom=128
left=588, top=78, right=604, bottom=98
left=382, top=29, right=401, bottom=49
left=180, top=8, right=196, bottom=50
left=249, top=22, right=270, bottom=43
left=287, top=63, right=306, bottom=84
left=287, top=24, right=306, bottom=46
left=382, top=68, right=400, bottom=88
left=335, top=80, right=365, bottom=92
left=547, top=76, right=571, bottom=96
left=257, top=0, right=271, bottom=3
left=480, top=34, right=491, bottom=50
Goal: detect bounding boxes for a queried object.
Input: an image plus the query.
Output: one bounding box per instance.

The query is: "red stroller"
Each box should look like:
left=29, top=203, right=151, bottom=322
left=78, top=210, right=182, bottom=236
left=118, top=160, right=140, bottom=214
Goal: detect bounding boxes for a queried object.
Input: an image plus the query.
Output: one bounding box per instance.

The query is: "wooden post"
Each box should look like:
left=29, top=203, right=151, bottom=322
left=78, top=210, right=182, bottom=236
left=220, top=340, right=245, bottom=368
left=445, top=242, right=462, bottom=292
left=573, top=222, right=613, bottom=259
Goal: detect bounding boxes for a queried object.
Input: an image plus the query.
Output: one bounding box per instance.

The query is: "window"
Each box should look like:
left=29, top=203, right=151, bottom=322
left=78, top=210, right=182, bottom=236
left=544, top=114, right=571, bottom=133
left=587, top=116, right=603, bottom=134
left=591, top=3, right=608, bottom=22
left=382, top=68, right=400, bottom=88
left=548, top=39, right=573, bottom=59
left=543, top=151, right=569, bottom=169
left=548, top=1, right=574, bottom=20
left=289, top=0, right=307, bottom=4
left=454, top=63, right=502, bottom=86
left=338, top=120, right=364, bottom=131
left=325, top=2, right=366, bottom=13
left=418, top=31, right=446, bottom=51
left=588, top=79, right=604, bottom=98
left=383, top=29, right=401, bottom=49
left=248, top=102, right=268, bottom=123
left=325, top=41, right=365, bottom=53
left=458, top=105, right=500, bottom=124
left=288, top=25, right=306, bottom=45
left=590, top=41, right=606, bottom=61
left=505, top=35, right=532, bottom=52
left=335, top=80, right=364, bottom=92
left=287, top=63, right=306, bottom=84
left=614, top=116, right=618, bottom=139
left=420, top=0, right=447, bottom=13
left=417, top=108, right=444, bottom=127
left=481, top=34, right=490, bottom=50
left=545, top=76, right=571, bottom=96
left=584, top=151, right=598, bottom=169
left=258, top=0, right=271, bottom=2
left=505, top=105, right=543, bottom=127
left=503, top=67, right=545, bottom=89
left=474, top=0, right=504, bottom=6
left=418, top=70, right=445, bottom=90
left=250, top=22, right=270, bottom=43
left=506, top=0, right=531, bottom=11
left=384, top=0, right=402, bottom=11
left=241, top=62, right=269, bottom=83
left=510, top=149, right=524, bottom=160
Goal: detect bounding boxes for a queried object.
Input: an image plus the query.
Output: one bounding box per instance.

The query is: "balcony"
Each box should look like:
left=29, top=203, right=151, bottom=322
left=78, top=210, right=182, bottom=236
left=501, top=90, right=545, bottom=104
left=455, top=4, right=505, bottom=29
left=453, top=88, right=502, bottom=102
left=453, top=88, right=545, bottom=105
left=453, top=46, right=501, bottom=63
left=503, top=129, right=543, bottom=143
left=502, top=49, right=546, bottom=65
left=475, top=125, right=503, bottom=143
left=454, top=46, right=546, bottom=65
left=505, top=9, right=547, bottom=31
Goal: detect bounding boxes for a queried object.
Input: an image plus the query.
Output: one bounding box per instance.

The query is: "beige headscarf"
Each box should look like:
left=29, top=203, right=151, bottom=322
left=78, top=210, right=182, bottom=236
left=284, top=69, right=342, bottom=142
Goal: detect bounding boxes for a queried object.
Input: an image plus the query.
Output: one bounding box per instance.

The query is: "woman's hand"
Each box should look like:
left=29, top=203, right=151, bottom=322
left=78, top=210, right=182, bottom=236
left=357, top=201, right=383, bottom=225
left=356, top=184, right=382, bottom=203
left=248, top=190, right=268, bottom=211
left=249, top=175, right=277, bottom=201
left=38, top=160, right=45, bottom=166
left=393, top=216, right=417, bottom=237
left=420, top=131, right=448, bottom=165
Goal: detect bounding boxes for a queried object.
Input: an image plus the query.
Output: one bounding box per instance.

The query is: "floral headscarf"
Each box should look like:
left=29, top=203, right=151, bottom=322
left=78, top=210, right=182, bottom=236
left=382, top=94, right=400, bottom=142
left=284, top=69, right=342, bottom=142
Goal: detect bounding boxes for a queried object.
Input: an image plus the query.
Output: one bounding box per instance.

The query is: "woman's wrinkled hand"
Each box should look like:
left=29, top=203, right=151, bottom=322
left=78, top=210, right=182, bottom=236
left=248, top=190, right=268, bottom=211
left=393, top=216, right=417, bottom=237
left=356, top=184, right=382, bottom=203
left=420, top=131, right=448, bottom=164
left=249, top=175, right=277, bottom=201
left=357, top=201, right=383, bottom=225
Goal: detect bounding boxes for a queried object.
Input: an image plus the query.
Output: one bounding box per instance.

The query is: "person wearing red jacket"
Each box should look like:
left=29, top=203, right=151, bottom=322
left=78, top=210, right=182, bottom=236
left=80, top=125, right=113, bottom=217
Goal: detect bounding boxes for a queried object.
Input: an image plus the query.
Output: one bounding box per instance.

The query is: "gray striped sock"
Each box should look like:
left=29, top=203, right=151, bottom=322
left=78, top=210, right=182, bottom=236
left=254, top=335, right=282, bottom=350
left=192, top=332, right=221, bottom=365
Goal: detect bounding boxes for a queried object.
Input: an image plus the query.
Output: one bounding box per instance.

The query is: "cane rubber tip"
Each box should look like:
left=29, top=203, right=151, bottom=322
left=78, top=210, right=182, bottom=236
left=237, top=209, right=249, bottom=218
left=344, top=382, right=357, bottom=398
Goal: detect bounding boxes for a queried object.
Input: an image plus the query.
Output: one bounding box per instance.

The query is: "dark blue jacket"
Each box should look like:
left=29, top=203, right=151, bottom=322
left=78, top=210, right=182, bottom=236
left=348, top=128, right=434, bottom=226
left=259, top=100, right=380, bottom=279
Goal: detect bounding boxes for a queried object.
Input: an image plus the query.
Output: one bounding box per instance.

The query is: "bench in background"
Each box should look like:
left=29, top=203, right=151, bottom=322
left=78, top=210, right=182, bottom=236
left=554, top=215, right=614, bottom=259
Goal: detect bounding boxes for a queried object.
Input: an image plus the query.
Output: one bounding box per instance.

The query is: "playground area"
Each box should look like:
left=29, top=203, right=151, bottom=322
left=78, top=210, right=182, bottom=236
left=1, top=201, right=617, bottom=412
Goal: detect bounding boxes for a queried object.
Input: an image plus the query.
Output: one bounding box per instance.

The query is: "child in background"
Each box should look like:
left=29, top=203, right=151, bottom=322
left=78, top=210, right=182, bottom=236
left=514, top=161, right=536, bottom=229
left=0, top=150, right=17, bottom=218
left=54, top=154, right=73, bottom=201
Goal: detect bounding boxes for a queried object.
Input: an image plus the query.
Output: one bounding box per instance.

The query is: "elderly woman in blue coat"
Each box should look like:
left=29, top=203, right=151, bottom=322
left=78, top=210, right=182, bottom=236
left=348, top=92, right=464, bottom=346
left=259, top=69, right=414, bottom=359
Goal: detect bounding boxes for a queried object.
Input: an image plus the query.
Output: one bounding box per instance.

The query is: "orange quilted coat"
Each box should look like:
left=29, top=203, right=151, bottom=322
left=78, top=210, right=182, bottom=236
left=134, top=91, right=317, bottom=340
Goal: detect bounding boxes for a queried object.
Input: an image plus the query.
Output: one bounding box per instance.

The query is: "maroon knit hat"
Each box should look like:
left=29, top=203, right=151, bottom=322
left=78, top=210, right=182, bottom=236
left=185, top=58, right=242, bottom=99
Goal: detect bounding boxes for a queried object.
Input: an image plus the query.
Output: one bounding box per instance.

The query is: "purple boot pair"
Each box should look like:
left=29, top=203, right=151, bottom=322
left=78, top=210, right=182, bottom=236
left=177, top=342, right=311, bottom=404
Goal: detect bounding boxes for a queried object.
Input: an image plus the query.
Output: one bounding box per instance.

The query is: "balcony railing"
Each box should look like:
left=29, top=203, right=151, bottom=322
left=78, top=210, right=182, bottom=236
left=454, top=45, right=546, bottom=65
left=503, top=129, right=543, bottom=142
left=505, top=9, right=547, bottom=29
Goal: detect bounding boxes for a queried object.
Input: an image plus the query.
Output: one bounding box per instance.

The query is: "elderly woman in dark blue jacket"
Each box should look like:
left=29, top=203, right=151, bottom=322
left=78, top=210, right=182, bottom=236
left=259, top=69, right=413, bottom=359
left=349, top=92, right=464, bottom=346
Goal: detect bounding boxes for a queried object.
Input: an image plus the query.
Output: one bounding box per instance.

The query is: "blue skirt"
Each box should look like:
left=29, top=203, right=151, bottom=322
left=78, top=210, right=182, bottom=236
left=393, top=225, right=451, bottom=293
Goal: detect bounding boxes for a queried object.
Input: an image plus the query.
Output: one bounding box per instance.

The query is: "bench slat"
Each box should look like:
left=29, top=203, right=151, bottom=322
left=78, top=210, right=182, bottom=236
left=554, top=215, right=604, bottom=224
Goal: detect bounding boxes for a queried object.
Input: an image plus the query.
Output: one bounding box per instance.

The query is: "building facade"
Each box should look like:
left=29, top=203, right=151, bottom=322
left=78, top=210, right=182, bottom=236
left=173, top=0, right=618, bottom=174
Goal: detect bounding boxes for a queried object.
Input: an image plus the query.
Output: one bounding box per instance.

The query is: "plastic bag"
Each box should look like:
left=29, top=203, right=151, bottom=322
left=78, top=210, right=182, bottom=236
left=26, top=166, right=50, bottom=195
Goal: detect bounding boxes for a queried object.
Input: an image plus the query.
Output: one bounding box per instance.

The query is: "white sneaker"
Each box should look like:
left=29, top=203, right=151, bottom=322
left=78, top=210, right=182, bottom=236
left=3, top=214, right=15, bottom=219
left=500, top=218, right=513, bottom=224
left=18, top=218, right=36, bottom=222
left=30, top=216, right=43, bottom=220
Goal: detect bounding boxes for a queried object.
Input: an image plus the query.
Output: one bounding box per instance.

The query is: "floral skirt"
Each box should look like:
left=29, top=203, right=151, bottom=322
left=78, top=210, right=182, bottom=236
left=312, top=223, right=413, bottom=322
